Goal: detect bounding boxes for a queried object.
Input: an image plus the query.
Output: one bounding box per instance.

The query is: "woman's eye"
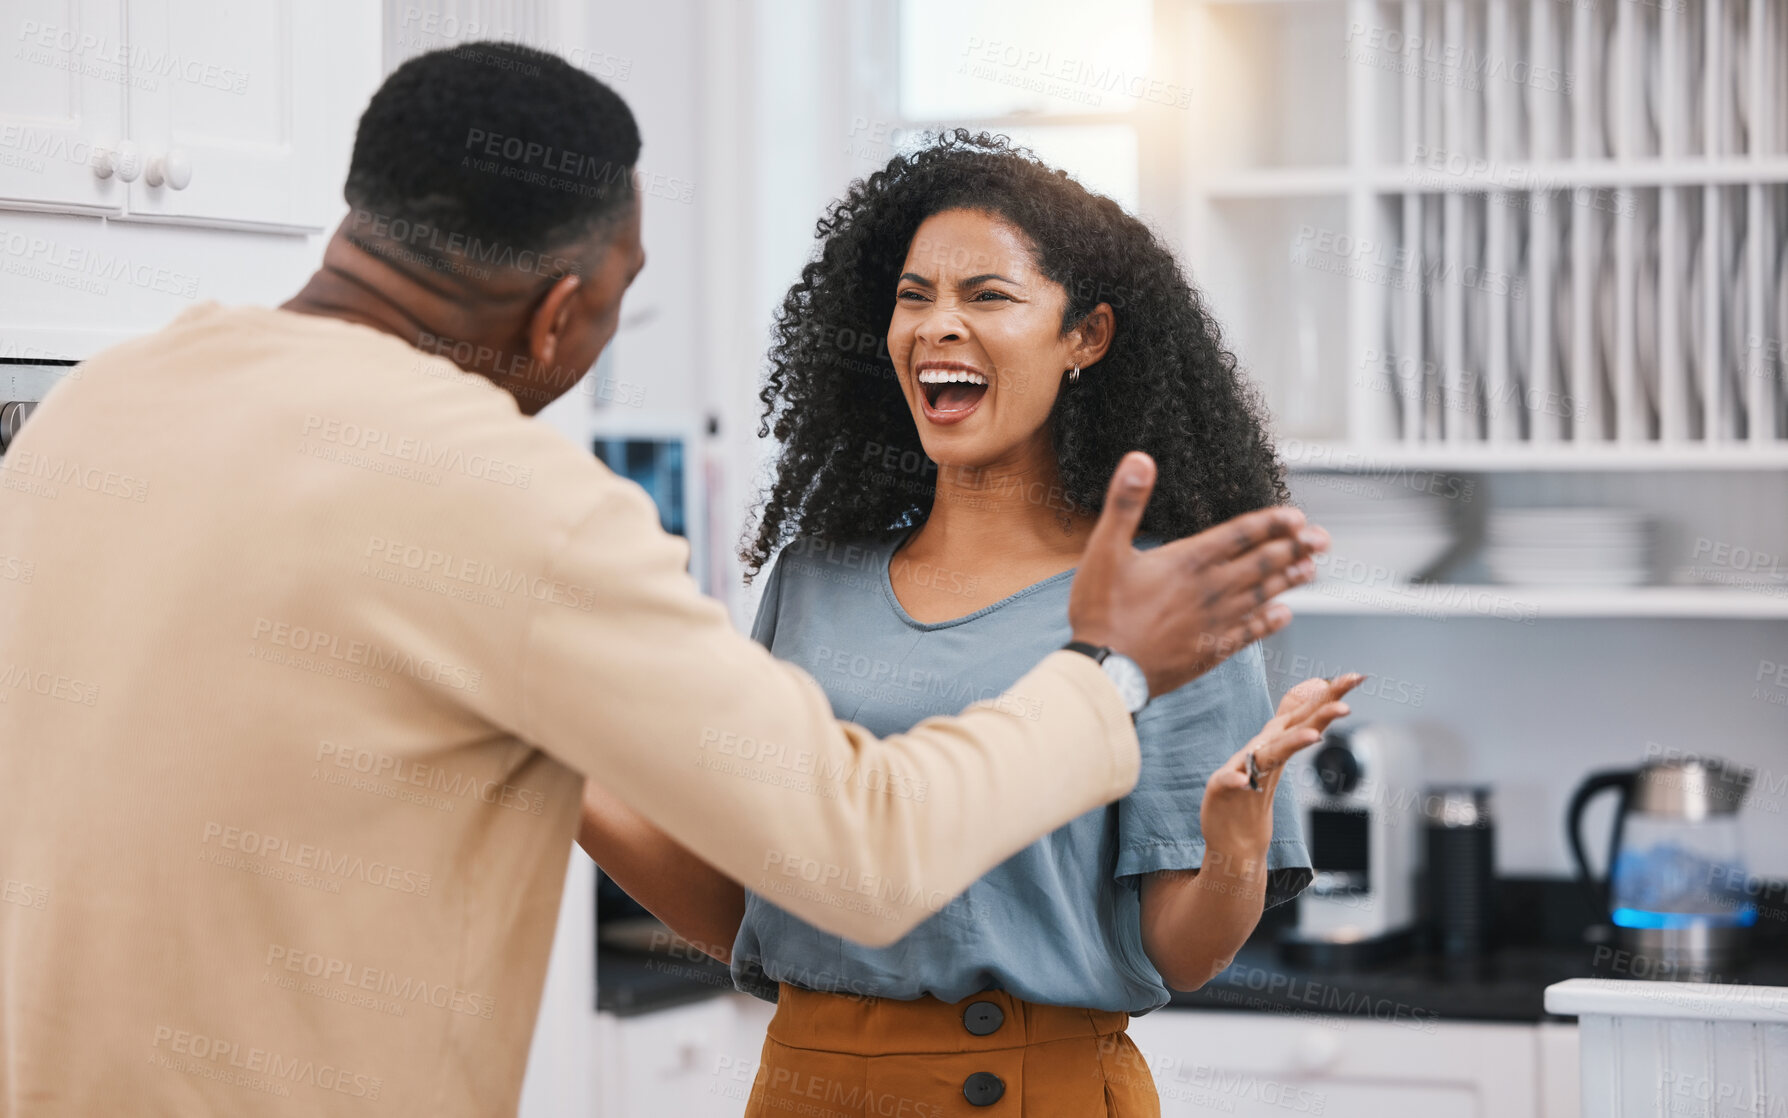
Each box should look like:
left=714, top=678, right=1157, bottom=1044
left=896, top=289, right=928, bottom=302
left=972, top=290, right=1012, bottom=302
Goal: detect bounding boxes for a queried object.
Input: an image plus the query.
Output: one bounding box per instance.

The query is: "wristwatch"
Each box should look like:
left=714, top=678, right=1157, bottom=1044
left=1062, top=640, right=1149, bottom=717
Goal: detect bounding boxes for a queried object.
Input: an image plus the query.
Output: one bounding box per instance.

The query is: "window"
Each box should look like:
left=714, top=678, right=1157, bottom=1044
left=884, top=0, right=1170, bottom=215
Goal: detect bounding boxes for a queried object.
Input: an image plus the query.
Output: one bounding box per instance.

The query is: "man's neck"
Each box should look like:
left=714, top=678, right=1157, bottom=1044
left=282, top=261, right=436, bottom=344
left=281, top=226, right=531, bottom=370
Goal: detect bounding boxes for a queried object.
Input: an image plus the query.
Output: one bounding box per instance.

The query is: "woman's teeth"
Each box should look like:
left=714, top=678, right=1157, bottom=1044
left=917, top=369, right=989, bottom=386
left=917, top=368, right=990, bottom=414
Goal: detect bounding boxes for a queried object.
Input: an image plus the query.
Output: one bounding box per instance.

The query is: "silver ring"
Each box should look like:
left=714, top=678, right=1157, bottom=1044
left=1246, top=749, right=1264, bottom=793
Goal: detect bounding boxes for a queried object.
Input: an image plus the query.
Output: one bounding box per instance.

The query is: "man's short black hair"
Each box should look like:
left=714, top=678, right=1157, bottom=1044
left=344, top=42, right=642, bottom=275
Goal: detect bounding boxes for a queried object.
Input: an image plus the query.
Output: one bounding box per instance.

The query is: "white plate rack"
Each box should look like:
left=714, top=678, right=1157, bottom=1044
left=1184, top=0, right=1788, bottom=456
left=1179, top=0, right=1788, bottom=619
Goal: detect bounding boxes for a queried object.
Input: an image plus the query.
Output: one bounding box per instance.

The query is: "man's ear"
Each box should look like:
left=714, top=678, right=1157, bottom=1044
left=1070, top=302, right=1116, bottom=368
left=528, top=274, right=583, bottom=369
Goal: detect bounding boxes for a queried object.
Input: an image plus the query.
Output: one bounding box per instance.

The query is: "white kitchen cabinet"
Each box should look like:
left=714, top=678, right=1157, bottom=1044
left=121, top=0, right=331, bottom=230
left=588, top=999, right=1582, bottom=1117
left=1547, top=979, right=1788, bottom=1118
left=1539, top=1020, right=1584, bottom=1118
left=593, top=995, right=773, bottom=1118
left=1, top=0, right=348, bottom=231
left=1127, top=1009, right=1560, bottom=1118
left=0, top=0, right=128, bottom=215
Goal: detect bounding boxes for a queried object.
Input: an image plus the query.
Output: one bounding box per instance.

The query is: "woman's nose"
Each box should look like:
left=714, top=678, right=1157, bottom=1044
left=915, top=305, right=965, bottom=346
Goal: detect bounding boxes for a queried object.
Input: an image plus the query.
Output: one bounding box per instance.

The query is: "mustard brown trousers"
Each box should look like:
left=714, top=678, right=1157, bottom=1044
left=744, top=983, right=1161, bottom=1117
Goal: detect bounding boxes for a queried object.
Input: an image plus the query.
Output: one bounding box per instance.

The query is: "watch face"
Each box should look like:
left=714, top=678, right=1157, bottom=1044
left=1102, top=653, right=1149, bottom=713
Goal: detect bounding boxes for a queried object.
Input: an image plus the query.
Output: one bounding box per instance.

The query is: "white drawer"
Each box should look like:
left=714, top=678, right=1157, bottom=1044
left=1127, top=1008, right=1542, bottom=1118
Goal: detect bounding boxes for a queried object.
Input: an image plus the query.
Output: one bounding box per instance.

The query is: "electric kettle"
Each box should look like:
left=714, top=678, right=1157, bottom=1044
left=1567, top=757, right=1755, bottom=979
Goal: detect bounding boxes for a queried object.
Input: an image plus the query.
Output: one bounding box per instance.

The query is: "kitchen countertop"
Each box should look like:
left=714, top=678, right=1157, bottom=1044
left=1168, top=940, right=1788, bottom=1024
left=1170, top=876, right=1788, bottom=1024
left=595, top=877, right=1788, bottom=1022
left=597, top=939, right=1788, bottom=1023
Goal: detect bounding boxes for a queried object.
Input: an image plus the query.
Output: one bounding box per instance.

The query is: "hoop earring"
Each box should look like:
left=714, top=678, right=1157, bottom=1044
left=1068, top=363, right=1081, bottom=384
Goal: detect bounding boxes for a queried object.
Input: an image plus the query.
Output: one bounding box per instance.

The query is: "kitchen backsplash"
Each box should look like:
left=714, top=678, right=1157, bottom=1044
left=1265, top=615, right=1788, bottom=880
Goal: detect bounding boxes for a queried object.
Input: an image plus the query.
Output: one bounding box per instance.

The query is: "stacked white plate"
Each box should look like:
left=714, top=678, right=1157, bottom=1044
left=1484, top=508, right=1654, bottom=587
left=1296, top=476, right=1457, bottom=585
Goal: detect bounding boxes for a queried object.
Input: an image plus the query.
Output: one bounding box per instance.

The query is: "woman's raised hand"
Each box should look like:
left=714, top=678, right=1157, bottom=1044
left=1198, top=674, right=1365, bottom=860
left=1069, top=451, right=1330, bottom=697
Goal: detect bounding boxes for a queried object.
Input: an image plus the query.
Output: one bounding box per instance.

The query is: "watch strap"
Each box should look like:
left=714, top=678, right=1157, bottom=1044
left=1061, top=640, right=1111, bottom=664
left=1062, top=640, right=1145, bottom=719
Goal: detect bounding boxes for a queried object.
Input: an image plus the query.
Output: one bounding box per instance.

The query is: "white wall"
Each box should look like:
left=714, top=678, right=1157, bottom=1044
left=707, top=0, right=865, bottom=626
left=578, top=0, right=706, bottom=422
left=518, top=849, right=601, bottom=1118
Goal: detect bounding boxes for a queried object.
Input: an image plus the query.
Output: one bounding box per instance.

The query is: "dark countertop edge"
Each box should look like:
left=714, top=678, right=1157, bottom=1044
left=594, top=876, right=1788, bottom=1022
left=594, top=942, right=1595, bottom=1025
left=597, top=946, right=1788, bottom=1025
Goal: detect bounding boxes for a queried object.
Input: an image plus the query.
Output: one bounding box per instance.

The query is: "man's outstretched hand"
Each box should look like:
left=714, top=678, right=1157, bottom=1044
left=1069, top=451, right=1328, bottom=697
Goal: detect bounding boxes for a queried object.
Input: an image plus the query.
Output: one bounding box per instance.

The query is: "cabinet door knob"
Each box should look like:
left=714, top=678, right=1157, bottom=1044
left=146, top=149, right=193, bottom=191
left=100, top=141, right=144, bottom=183
left=91, top=144, right=122, bottom=180
left=1290, top=1027, right=1342, bottom=1074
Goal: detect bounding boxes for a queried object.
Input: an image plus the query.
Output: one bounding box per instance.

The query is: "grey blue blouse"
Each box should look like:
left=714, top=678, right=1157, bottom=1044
left=729, top=533, right=1312, bottom=1013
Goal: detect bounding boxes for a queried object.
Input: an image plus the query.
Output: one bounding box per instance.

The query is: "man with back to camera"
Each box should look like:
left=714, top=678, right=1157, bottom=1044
left=0, top=42, right=1326, bottom=1115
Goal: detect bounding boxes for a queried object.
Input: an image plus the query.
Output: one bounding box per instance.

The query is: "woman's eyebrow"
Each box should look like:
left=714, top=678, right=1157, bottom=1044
left=897, top=270, right=1022, bottom=287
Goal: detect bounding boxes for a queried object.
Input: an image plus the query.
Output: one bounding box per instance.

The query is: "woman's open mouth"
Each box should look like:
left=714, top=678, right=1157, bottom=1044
left=916, top=364, right=989, bottom=425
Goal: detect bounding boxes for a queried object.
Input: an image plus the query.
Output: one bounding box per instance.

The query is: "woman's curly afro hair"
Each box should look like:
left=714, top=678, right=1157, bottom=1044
left=740, top=130, right=1287, bottom=579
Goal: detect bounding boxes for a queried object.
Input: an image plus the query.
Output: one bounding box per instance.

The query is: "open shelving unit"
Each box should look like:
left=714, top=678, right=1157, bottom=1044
left=1284, top=583, right=1788, bottom=620
left=1181, top=0, right=1788, bottom=619
left=1281, top=440, right=1788, bottom=471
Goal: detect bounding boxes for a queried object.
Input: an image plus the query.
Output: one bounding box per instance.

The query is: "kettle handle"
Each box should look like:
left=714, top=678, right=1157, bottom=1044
left=1566, top=770, right=1636, bottom=921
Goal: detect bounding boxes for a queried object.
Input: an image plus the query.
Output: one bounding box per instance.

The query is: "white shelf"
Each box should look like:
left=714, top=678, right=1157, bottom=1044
left=1198, top=167, right=1354, bottom=198
left=1285, top=583, right=1788, bottom=619
left=1203, top=160, right=1788, bottom=202
left=1282, top=441, right=1788, bottom=471
left=1391, top=158, right=1788, bottom=193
